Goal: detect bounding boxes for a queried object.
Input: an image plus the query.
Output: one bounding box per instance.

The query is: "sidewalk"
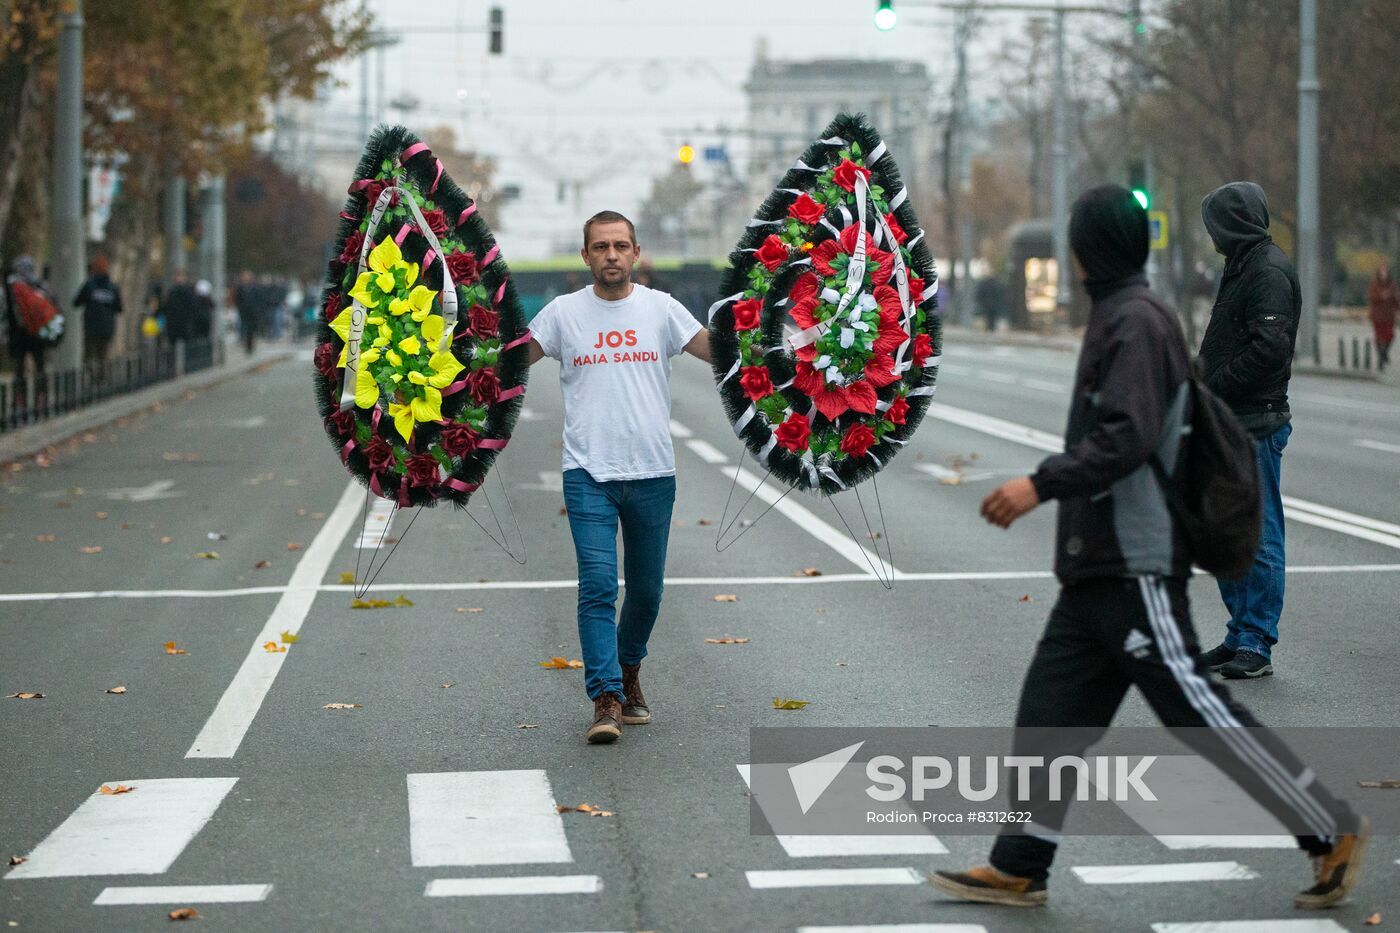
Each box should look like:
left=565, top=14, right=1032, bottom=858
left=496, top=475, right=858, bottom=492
left=0, top=345, right=298, bottom=466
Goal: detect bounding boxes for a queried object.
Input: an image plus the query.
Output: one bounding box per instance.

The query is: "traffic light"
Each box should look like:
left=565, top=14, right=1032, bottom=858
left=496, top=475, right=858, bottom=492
left=488, top=6, right=503, bottom=55
left=875, top=0, right=896, bottom=31
left=678, top=144, right=696, bottom=165
left=1128, top=158, right=1149, bottom=209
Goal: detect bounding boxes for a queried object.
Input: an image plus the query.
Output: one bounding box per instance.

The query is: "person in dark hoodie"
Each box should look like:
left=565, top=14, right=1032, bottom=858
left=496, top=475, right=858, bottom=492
left=1196, top=182, right=1300, bottom=679
left=929, top=186, right=1367, bottom=911
left=74, top=254, right=124, bottom=365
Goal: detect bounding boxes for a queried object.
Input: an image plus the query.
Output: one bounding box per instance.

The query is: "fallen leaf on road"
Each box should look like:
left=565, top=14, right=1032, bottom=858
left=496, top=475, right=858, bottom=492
left=557, top=803, right=614, bottom=816
left=194, top=551, right=219, bottom=560
left=773, top=698, right=810, bottom=710
left=8, top=856, right=25, bottom=866
left=262, top=641, right=286, bottom=653
left=697, top=518, right=714, bottom=526
left=1365, top=914, right=1381, bottom=926
left=280, top=631, right=299, bottom=644
left=6, top=692, right=45, bottom=699
left=704, top=636, right=750, bottom=645
left=691, top=871, right=710, bottom=879
left=455, top=607, right=484, bottom=614
left=296, top=508, right=307, bottom=517
left=441, top=682, right=455, bottom=689
left=394, top=594, right=413, bottom=607
left=865, top=531, right=883, bottom=540
left=106, top=686, right=127, bottom=695
left=797, top=567, right=822, bottom=577
left=310, top=512, right=325, bottom=520
left=159, top=536, right=174, bottom=544
left=99, top=784, right=135, bottom=795
left=254, top=560, right=271, bottom=569
left=835, top=661, right=848, bottom=667
left=206, top=532, right=227, bottom=541
left=323, top=703, right=362, bottom=709
left=95, top=511, right=108, bottom=520
left=120, top=522, right=133, bottom=529
left=338, top=571, right=356, bottom=584
left=540, top=657, right=584, bottom=669
left=286, top=542, right=303, bottom=551
left=517, top=723, right=539, bottom=729
left=939, top=475, right=963, bottom=485
left=713, top=594, right=738, bottom=603
left=168, top=907, right=200, bottom=921
left=350, top=594, right=414, bottom=609
left=34, top=534, right=55, bottom=542
left=1358, top=780, right=1400, bottom=789
left=80, top=546, right=103, bottom=554
left=1018, top=595, right=1033, bottom=603
left=163, top=641, right=188, bottom=655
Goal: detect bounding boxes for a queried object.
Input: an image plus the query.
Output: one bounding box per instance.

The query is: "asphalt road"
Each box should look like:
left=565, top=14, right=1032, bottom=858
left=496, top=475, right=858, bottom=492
left=1, top=338, right=1398, bottom=933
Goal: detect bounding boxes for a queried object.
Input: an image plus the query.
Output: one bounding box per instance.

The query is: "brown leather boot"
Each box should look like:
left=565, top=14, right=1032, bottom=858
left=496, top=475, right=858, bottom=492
left=1296, top=815, right=1370, bottom=908
left=620, top=662, right=651, bottom=724
left=585, top=693, right=622, bottom=744
left=929, top=865, right=1047, bottom=907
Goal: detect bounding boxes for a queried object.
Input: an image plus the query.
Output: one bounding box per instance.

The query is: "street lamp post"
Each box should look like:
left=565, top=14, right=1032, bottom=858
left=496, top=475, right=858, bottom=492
left=1296, top=0, right=1320, bottom=363
left=1051, top=7, right=1071, bottom=309
left=49, top=0, right=85, bottom=370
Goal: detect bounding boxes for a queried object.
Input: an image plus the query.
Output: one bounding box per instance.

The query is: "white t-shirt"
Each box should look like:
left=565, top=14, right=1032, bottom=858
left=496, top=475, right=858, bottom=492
left=531, top=284, right=702, bottom=481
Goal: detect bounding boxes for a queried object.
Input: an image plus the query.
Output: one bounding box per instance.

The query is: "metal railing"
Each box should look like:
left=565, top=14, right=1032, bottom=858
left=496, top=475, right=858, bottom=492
left=0, top=338, right=216, bottom=434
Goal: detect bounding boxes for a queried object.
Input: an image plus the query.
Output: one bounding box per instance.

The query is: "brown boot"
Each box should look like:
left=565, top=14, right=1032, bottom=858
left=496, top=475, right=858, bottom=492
left=585, top=693, right=622, bottom=744
left=929, top=865, right=1047, bottom=907
left=620, top=662, right=651, bottom=725
left=1295, top=816, right=1370, bottom=909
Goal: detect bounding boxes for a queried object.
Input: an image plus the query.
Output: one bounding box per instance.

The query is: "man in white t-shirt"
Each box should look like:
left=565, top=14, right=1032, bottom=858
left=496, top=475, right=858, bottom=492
left=528, top=210, right=711, bottom=744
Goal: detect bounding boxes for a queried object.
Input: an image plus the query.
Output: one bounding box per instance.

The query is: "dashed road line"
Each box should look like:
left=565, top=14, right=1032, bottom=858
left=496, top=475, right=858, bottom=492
left=746, top=868, right=924, bottom=889
left=1150, top=922, right=1349, bottom=933
left=1071, top=861, right=1259, bottom=884
left=94, top=884, right=272, bottom=905
left=1354, top=438, right=1400, bottom=454
left=686, top=438, right=730, bottom=463
left=1155, top=835, right=1293, bottom=849
left=425, top=876, right=601, bottom=897
left=355, top=495, right=396, bottom=549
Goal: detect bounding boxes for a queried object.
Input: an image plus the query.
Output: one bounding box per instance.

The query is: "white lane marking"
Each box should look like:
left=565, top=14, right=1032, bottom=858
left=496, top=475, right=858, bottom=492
left=1156, top=835, right=1294, bottom=849
left=1151, top=922, right=1349, bottom=933
left=1354, top=438, right=1400, bottom=454
left=746, top=868, right=923, bottom=889
left=930, top=401, right=1400, bottom=551
left=735, top=765, right=947, bottom=857
left=1296, top=392, right=1400, bottom=414
left=104, top=479, right=183, bottom=502
left=913, top=463, right=998, bottom=485
left=1021, top=377, right=1068, bottom=393
left=178, top=416, right=267, bottom=429
left=425, top=876, right=601, bottom=897
left=799, top=927, right=988, bottom=933
left=722, top=464, right=900, bottom=577
left=186, top=482, right=361, bottom=759
left=10, top=562, right=1400, bottom=603
left=668, top=418, right=694, bottom=438
left=6, top=778, right=237, bottom=879
left=976, top=369, right=1018, bottom=384
left=354, top=496, right=396, bottom=549
left=518, top=471, right=564, bottom=492
left=686, top=438, right=731, bottom=464
left=94, top=884, right=271, bottom=905
left=1072, top=861, right=1258, bottom=884
left=914, top=462, right=961, bottom=481
left=407, top=771, right=572, bottom=867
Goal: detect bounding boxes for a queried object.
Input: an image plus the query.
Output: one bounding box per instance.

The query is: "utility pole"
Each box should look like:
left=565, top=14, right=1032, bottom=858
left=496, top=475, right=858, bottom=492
left=952, top=7, right=975, bottom=326
left=163, top=175, right=187, bottom=286
left=1051, top=7, right=1071, bottom=311
left=49, top=0, right=85, bottom=370
left=199, top=177, right=227, bottom=364
left=1296, top=0, right=1320, bottom=363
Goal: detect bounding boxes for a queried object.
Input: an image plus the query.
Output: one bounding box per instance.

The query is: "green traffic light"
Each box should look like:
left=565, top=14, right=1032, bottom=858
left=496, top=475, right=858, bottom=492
left=875, top=1, right=896, bottom=30
left=1132, top=189, right=1150, bottom=210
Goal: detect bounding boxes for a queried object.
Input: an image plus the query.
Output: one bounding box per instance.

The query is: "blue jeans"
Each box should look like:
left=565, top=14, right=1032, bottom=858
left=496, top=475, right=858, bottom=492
left=1217, top=421, right=1291, bottom=659
left=562, top=469, right=676, bottom=700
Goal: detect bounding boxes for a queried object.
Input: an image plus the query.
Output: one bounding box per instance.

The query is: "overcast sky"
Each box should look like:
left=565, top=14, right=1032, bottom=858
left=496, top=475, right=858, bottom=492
left=323, top=0, right=1106, bottom=258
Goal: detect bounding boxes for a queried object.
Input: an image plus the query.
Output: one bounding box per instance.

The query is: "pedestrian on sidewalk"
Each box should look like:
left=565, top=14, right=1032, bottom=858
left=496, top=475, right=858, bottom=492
left=526, top=210, right=712, bottom=745
left=3, top=255, right=56, bottom=412
left=930, top=185, right=1367, bottom=912
left=1367, top=264, right=1396, bottom=371
left=234, top=270, right=261, bottom=356
left=74, top=254, right=124, bottom=367
left=1195, top=182, right=1300, bottom=679
left=160, top=269, right=199, bottom=361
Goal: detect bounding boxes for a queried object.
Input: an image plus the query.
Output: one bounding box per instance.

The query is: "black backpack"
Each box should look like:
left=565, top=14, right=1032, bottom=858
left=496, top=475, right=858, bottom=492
left=1149, top=369, right=1261, bottom=579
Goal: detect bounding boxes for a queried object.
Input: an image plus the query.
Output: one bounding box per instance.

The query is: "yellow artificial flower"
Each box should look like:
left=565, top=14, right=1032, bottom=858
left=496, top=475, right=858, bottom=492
left=354, top=363, right=379, bottom=409
left=329, top=306, right=354, bottom=342
left=375, top=271, right=395, bottom=293
left=420, top=315, right=444, bottom=348
left=348, top=272, right=379, bottom=309
left=398, top=334, right=422, bottom=356
left=386, top=349, right=403, bottom=368
left=406, top=285, right=435, bottom=321
left=407, top=371, right=428, bottom=385
left=411, top=386, right=443, bottom=423
left=427, top=351, right=465, bottom=389
left=367, top=237, right=402, bottom=275
left=388, top=402, right=415, bottom=442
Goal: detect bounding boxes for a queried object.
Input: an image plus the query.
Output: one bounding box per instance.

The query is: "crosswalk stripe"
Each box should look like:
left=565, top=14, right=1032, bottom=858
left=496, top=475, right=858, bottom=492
left=798, top=926, right=988, bottom=933
left=735, top=765, right=947, bottom=857
left=1156, top=835, right=1294, bottom=849
left=93, top=884, right=272, bottom=905
left=746, top=868, right=923, bottom=888
left=1072, top=861, right=1258, bottom=884
left=355, top=496, right=397, bottom=549
left=1150, top=921, right=1349, bottom=933
left=424, top=875, right=601, bottom=897
left=407, top=771, right=572, bottom=867
left=6, top=778, right=237, bottom=879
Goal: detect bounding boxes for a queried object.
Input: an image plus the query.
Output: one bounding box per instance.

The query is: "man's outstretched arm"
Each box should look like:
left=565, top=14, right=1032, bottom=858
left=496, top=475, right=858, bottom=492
left=528, top=338, right=547, bottom=365
left=682, top=328, right=712, bottom=364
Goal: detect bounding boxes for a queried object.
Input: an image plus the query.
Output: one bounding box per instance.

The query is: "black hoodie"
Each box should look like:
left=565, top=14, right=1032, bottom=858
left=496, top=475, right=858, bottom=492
left=1197, top=182, right=1299, bottom=437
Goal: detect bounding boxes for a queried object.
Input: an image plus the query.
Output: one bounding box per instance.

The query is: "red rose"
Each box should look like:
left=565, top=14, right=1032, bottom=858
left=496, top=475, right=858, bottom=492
left=832, top=158, right=871, bottom=193
left=888, top=395, right=910, bottom=426
left=739, top=365, right=773, bottom=402
left=363, top=179, right=398, bottom=208
left=466, top=367, right=501, bottom=405
left=755, top=234, right=789, bottom=272
left=314, top=342, right=338, bottom=378
left=405, top=452, right=442, bottom=489
left=328, top=409, right=356, bottom=438
left=792, top=359, right=823, bottom=396
left=446, top=250, right=480, bottom=285
left=789, top=272, right=820, bottom=305
left=884, top=213, right=908, bottom=245
left=731, top=297, right=762, bottom=331
left=909, top=277, right=926, bottom=305
left=810, top=240, right=841, bottom=277
left=912, top=332, right=934, bottom=367
left=468, top=304, right=498, bottom=338
left=439, top=422, right=480, bottom=459
left=774, top=412, right=811, bottom=453
left=365, top=435, right=396, bottom=473
left=338, top=231, right=365, bottom=266
left=422, top=208, right=448, bottom=236
left=787, top=193, right=826, bottom=226
left=324, top=293, right=344, bottom=322
left=840, top=422, right=877, bottom=458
